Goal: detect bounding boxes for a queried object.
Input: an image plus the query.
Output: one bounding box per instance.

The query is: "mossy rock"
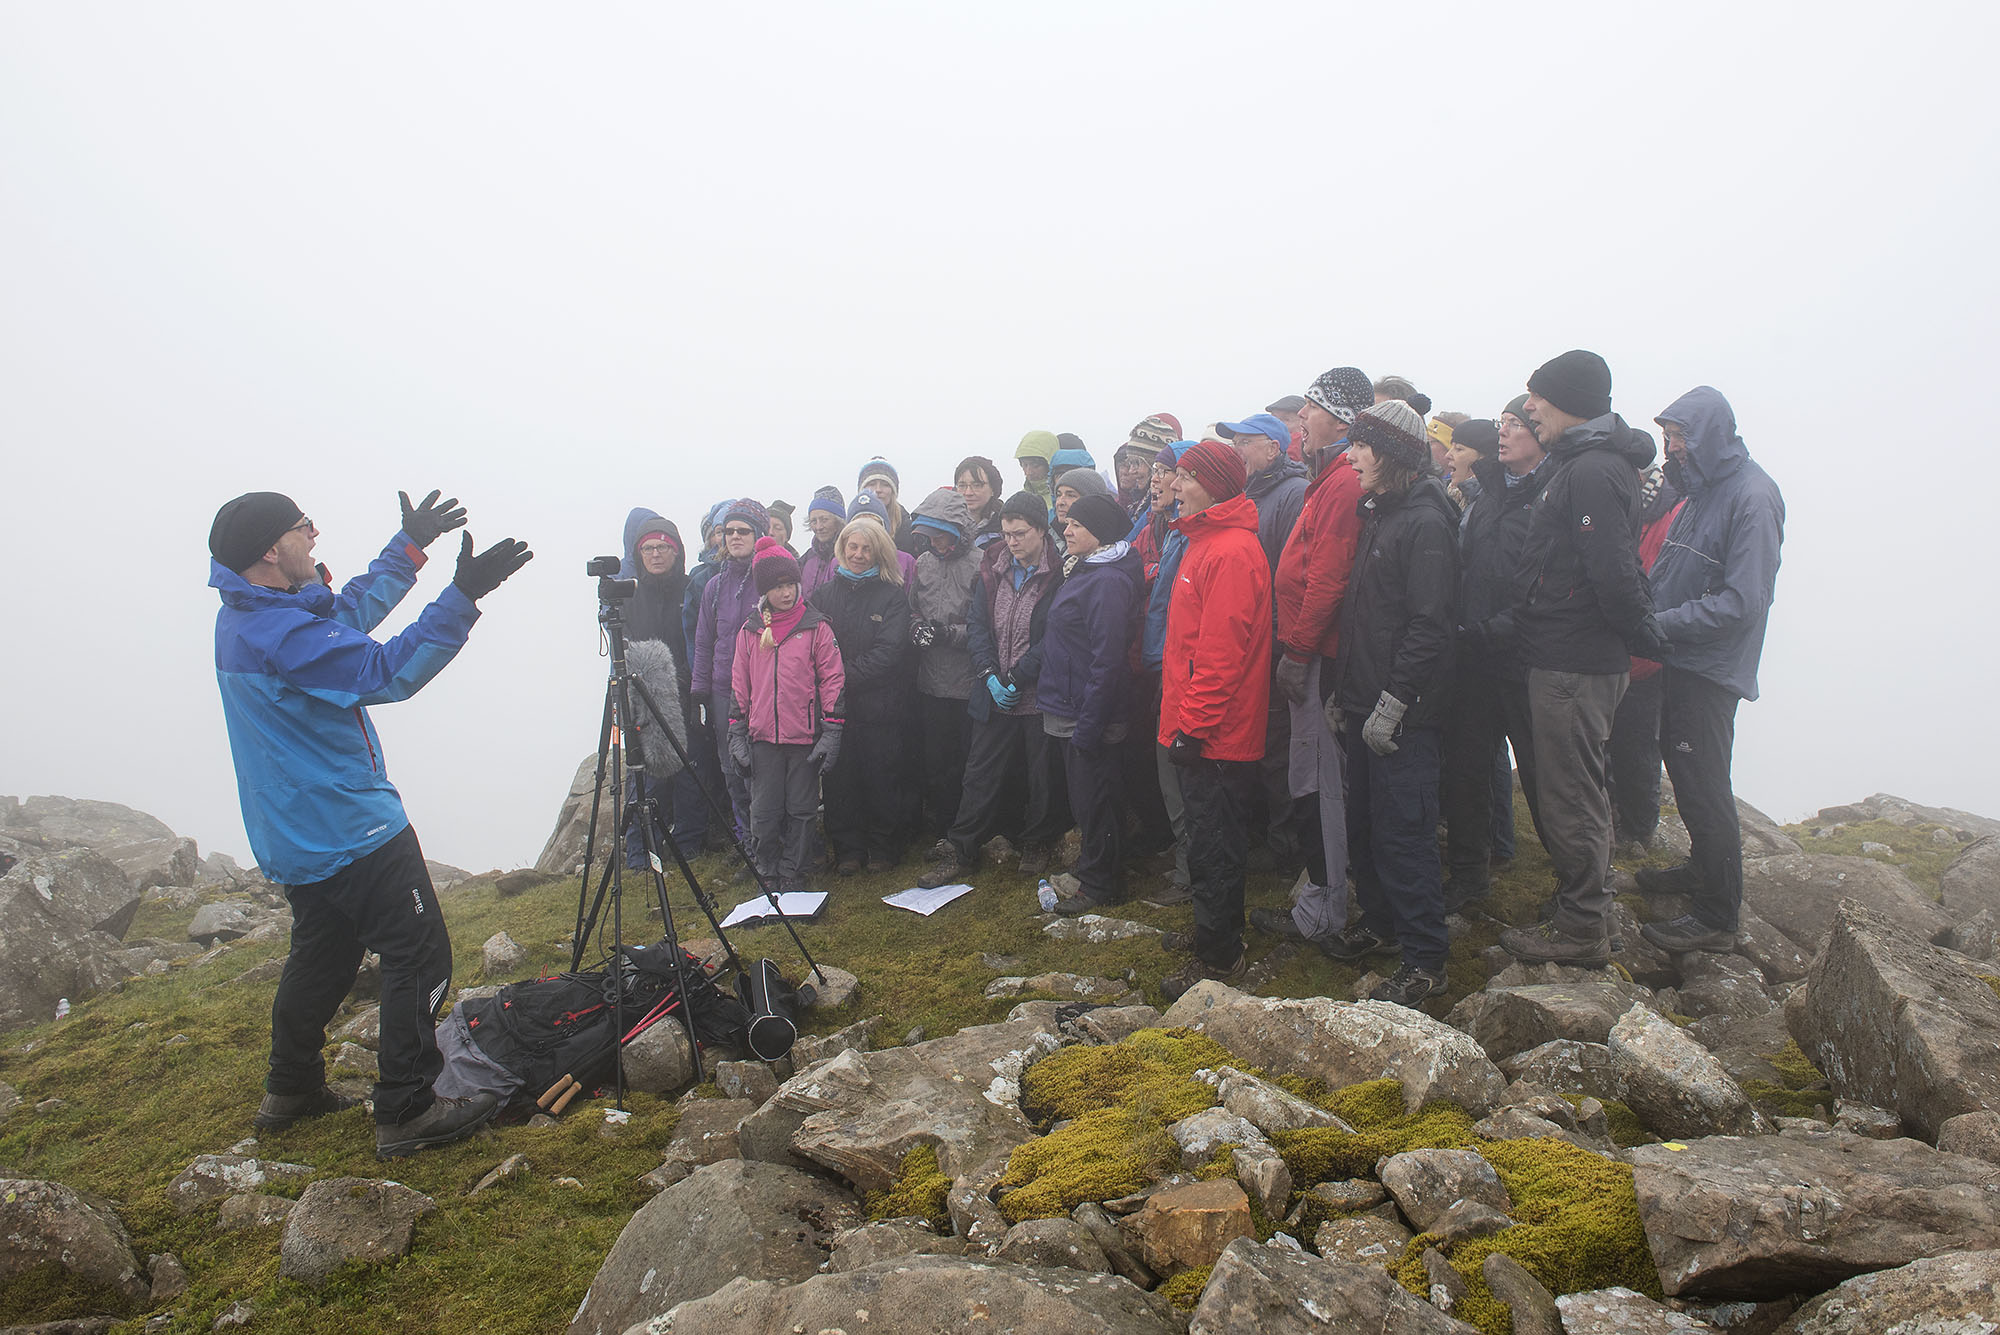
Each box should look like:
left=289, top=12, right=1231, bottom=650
left=1763, top=1038, right=1826, bottom=1090
left=1741, top=1079, right=1834, bottom=1118
left=1386, top=1136, right=1661, bottom=1335
left=865, top=1143, right=952, bottom=1232
left=1157, top=1263, right=1212, bottom=1310
left=1271, top=1079, right=1479, bottom=1187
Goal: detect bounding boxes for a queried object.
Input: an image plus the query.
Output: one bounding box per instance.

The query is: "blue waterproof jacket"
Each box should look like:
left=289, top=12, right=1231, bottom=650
left=1037, top=543, right=1142, bottom=751
left=211, top=534, right=478, bottom=885
left=1650, top=387, right=1785, bottom=701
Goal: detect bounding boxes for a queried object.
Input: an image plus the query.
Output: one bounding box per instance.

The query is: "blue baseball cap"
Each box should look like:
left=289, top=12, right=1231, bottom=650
left=1216, top=413, right=1293, bottom=449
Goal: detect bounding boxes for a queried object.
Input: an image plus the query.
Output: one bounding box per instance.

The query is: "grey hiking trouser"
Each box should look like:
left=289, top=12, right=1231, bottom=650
left=1528, top=667, right=1628, bottom=940
left=749, top=740, right=819, bottom=890
left=1287, top=655, right=1349, bottom=939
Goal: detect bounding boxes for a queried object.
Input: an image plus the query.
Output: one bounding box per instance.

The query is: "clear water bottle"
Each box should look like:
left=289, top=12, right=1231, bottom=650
left=1036, top=881, right=1058, bottom=912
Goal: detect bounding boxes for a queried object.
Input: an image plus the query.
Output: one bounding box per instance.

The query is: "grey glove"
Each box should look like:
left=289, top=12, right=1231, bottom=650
left=1323, top=693, right=1344, bottom=736
left=808, top=721, right=843, bottom=773
left=727, top=717, right=752, bottom=772
left=1362, top=691, right=1407, bottom=757
left=1275, top=654, right=1308, bottom=706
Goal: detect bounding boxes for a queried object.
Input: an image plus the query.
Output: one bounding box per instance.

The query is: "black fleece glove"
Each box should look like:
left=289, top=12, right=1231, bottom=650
left=1169, top=732, right=1204, bottom=768
left=399, top=489, right=468, bottom=549
left=452, top=532, right=534, bottom=601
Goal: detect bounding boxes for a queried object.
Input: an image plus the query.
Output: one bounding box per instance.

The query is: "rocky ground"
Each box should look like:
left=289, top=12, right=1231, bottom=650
left=3, top=787, right=1999, bottom=1333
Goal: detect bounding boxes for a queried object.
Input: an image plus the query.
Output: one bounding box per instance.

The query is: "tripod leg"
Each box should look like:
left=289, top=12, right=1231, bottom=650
left=633, top=776, right=705, bottom=1068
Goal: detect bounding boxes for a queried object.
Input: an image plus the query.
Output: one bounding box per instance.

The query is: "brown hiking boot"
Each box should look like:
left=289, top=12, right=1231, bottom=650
left=1016, top=843, right=1052, bottom=878
left=375, top=1092, right=499, bottom=1159
left=916, top=844, right=974, bottom=889
left=1160, top=948, right=1247, bottom=1003
left=254, top=1085, right=360, bottom=1130
left=1498, top=920, right=1611, bottom=967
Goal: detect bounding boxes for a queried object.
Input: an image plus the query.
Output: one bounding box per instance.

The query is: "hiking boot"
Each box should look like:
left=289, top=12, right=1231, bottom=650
left=835, top=854, right=863, bottom=877
left=1498, top=920, right=1611, bottom=967
left=1370, top=964, right=1448, bottom=1009
left=916, top=844, right=974, bottom=889
left=1634, top=863, right=1703, bottom=897
left=1144, top=876, right=1194, bottom=907
left=1017, top=843, right=1052, bottom=878
left=1639, top=913, right=1738, bottom=954
left=375, top=1092, right=499, bottom=1159
left=1249, top=906, right=1308, bottom=941
left=1160, top=948, right=1247, bottom=1002
left=254, top=1085, right=359, bottom=1131
left=1442, top=878, right=1491, bottom=915
left=865, top=851, right=901, bottom=874
left=1318, top=925, right=1396, bottom=962
left=1051, top=891, right=1114, bottom=918
left=1160, top=929, right=1194, bottom=954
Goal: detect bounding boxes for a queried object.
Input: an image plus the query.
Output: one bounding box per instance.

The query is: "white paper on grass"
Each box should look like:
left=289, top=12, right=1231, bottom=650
left=717, top=891, right=828, bottom=929
left=881, top=883, right=975, bottom=916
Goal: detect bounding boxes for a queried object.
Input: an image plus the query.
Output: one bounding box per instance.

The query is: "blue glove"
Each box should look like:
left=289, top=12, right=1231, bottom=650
left=986, top=674, right=1020, bottom=710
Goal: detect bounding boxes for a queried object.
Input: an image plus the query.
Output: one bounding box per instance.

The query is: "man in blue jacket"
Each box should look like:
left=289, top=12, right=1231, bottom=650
left=1636, top=388, right=1785, bottom=952
left=208, top=490, right=531, bottom=1158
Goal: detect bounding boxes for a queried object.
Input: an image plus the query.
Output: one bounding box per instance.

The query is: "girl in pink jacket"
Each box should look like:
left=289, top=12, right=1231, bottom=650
left=729, top=539, right=846, bottom=892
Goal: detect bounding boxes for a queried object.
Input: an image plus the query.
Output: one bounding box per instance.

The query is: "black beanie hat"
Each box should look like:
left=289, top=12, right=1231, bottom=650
left=1451, top=418, right=1500, bottom=456
left=1068, top=494, right=1131, bottom=546
left=209, top=492, right=304, bottom=574
left=998, top=490, right=1050, bottom=529
left=1527, top=350, right=1613, bottom=420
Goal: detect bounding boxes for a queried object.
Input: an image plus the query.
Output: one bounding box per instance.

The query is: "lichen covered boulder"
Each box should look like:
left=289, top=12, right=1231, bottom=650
left=1189, top=1238, right=1479, bottom=1334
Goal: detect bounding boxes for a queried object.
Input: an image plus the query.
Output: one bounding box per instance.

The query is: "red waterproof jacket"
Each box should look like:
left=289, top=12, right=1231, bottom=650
left=1273, top=452, right=1363, bottom=660
left=1158, top=492, right=1272, bottom=762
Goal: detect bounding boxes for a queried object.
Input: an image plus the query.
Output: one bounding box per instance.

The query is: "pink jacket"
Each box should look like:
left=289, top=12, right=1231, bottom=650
left=730, top=603, right=846, bottom=745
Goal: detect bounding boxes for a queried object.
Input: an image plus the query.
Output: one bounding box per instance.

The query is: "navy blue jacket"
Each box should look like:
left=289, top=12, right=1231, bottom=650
left=1036, top=544, right=1143, bottom=751
left=1650, top=387, right=1785, bottom=701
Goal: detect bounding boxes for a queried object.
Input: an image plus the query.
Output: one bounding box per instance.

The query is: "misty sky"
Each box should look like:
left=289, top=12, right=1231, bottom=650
left=4, top=3, right=1995, bottom=873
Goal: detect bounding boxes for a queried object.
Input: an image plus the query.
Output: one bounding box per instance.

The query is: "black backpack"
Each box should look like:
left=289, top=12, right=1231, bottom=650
left=458, top=943, right=748, bottom=1103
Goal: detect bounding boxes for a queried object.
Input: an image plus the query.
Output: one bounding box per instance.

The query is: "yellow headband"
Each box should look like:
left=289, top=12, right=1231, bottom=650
left=1427, top=419, right=1454, bottom=448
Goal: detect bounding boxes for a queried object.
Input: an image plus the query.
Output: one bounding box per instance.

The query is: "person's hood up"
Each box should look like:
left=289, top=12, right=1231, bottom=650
left=1050, top=446, right=1096, bottom=474
left=911, top=485, right=974, bottom=541
left=620, top=508, right=685, bottom=580
left=1245, top=452, right=1309, bottom=500
left=1016, top=430, right=1059, bottom=463
left=1555, top=412, right=1657, bottom=470
left=1655, top=385, right=1748, bottom=496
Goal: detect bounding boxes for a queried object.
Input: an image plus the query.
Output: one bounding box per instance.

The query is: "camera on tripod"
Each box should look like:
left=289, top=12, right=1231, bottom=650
left=588, top=555, right=636, bottom=603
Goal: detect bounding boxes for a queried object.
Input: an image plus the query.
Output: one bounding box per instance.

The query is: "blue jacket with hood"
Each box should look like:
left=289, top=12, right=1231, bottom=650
left=1649, top=387, right=1785, bottom=701
left=211, top=532, right=478, bottom=886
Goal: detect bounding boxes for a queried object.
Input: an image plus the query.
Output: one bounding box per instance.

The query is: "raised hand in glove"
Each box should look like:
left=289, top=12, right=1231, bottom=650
left=451, top=532, right=534, bottom=601
left=1361, top=690, right=1407, bottom=756
left=727, top=716, right=753, bottom=773
left=808, top=721, right=843, bottom=773
left=399, top=489, right=467, bottom=549
left=1275, top=654, right=1309, bottom=706
left=986, top=674, right=1020, bottom=711
left=1168, top=732, right=1204, bottom=768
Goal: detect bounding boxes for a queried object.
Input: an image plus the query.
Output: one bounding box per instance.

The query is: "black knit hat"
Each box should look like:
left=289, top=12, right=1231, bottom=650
left=998, top=490, right=1050, bottom=529
left=209, top=492, right=303, bottom=574
left=1451, top=418, right=1500, bottom=456
left=1068, top=494, right=1131, bottom=546
left=1528, top=350, right=1613, bottom=419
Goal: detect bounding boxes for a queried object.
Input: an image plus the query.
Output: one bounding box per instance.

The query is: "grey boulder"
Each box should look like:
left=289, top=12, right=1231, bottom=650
left=1555, top=1285, right=1716, bottom=1332
left=1773, top=1248, right=2000, bottom=1333
left=1378, top=1148, right=1511, bottom=1232
left=1742, top=853, right=1953, bottom=955
left=1610, top=1004, right=1765, bottom=1138
left=277, top=1177, right=436, bottom=1285
left=0, top=1178, right=149, bottom=1307
left=1939, top=833, right=2000, bottom=921
left=1188, top=1237, right=1479, bottom=1334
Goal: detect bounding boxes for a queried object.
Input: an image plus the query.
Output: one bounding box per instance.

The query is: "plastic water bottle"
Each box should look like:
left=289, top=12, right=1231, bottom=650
left=1036, top=881, right=1058, bottom=912
left=53, top=998, right=69, bottom=1021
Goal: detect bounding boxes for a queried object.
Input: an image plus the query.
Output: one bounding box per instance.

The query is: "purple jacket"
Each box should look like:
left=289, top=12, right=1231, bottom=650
left=800, top=539, right=839, bottom=602
left=691, top=556, right=756, bottom=697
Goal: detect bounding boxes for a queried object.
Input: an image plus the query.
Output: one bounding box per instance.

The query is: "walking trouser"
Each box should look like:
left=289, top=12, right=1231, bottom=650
left=1180, top=755, right=1255, bottom=970
left=1489, top=744, right=1517, bottom=861
left=948, top=710, right=1064, bottom=861
left=1257, top=690, right=1299, bottom=861
left=711, top=688, right=754, bottom=843
left=1122, top=671, right=1174, bottom=854
left=674, top=690, right=716, bottom=850
left=919, top=693, right=971, bottom=840
left=268, top=825, right=453, bottom=1125
left=1527, top=667, right=1628, bottom=940
left=1659, top=667, right=1744, bottom=932
left=1344, top=719, right=1448, bottom=972
left=749, top=740, right=820, bottom=889
left=1608, top=669, right=1665, bottom=842
left=823, top=719, right=905, bottom=865
left=1441, top=661, right=1539, bottom=892
left=1057, top=732, right=1124, bottom=903
left=1288, top=656, right=1349, bottom=939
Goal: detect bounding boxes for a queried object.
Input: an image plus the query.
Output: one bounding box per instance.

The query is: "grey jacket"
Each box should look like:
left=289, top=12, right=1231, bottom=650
left=1245, top=455, right=1309, bottom=573
left=910, top=488, right=979, bottom=699
left=1650, top=387, right=1784, bottom=701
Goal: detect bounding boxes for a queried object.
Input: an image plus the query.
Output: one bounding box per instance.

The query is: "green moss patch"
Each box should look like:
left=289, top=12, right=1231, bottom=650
left=1763, top=1038, right=1824, bottom=1089
left=1272, top=1080, right=1478, bottom=1187
left=1783, top=818, right=1961, bottom=895
left=864, top=1143, right=951, bottom=1232
left=1595, top=1099, right=1653, bottom=1148
left=1388, top=1137, right=1661, bottom=1335
left=1157, top=1263, right=1212, bottom=1310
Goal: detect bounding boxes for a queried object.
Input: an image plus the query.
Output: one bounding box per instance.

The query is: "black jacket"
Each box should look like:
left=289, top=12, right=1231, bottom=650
left=1457, top=457, right=1544, bottom=681
left=1510, top=414, right=1658, bottom=674
left=807, top=573, right=914, bottom=725
left=1334, top=476, right=1459, bottom=726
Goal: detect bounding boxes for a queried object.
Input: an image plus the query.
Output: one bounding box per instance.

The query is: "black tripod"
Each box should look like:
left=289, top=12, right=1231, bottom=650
left=569, top=559, right=824, bottom=1107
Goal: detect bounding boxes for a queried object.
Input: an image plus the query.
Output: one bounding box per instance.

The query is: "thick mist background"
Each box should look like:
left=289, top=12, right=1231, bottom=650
left=3, top=3, right=1993, bottom=873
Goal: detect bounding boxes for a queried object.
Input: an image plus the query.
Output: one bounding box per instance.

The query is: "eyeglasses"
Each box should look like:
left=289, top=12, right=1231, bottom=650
left=287, top=518, right=316, bottom=536
left=638, top=541, right=676, bottom=555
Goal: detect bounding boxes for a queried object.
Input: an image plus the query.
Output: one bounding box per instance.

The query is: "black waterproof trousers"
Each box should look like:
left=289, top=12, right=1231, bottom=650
left=947, top=711, right=1065, bottom=861
left=267, top=825, right=453, bottom=1125
left=1659, top=667, right=1744, bottom=932
left=1180, top=756, right=1255, bottom=970
left=1059, top=734, right=1124, bottom=904
left=919, top=693, right=971, bottom=840
left=1608, top=669, right=1665, bottom=843
left=1346, top=719, right=1449, bottom=972
left=1441, top=663, right=1540, bottom=894
left=824, top=720, right=905, bottom=866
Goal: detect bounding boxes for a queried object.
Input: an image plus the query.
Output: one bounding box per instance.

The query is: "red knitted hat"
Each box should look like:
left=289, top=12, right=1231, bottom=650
left=1179, top=438, right=1247, bottom=503
left=752, top=536, right=803, bottom=594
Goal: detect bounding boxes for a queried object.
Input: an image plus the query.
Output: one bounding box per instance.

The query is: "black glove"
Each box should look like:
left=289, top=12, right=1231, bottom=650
left=1168, top=732, right=1204, bottom=768
left=399, top=489, right=467, bottom=549
left=452, top=532, right=534, bottom=601
left=1630, top=614, right=1668, bottom=659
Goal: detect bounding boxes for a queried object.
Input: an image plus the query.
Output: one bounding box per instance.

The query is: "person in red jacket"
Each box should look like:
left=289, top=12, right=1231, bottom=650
left=1158, top=440, right=1273, bottom=1000
left=1258, top=365, right=1372, bottom=944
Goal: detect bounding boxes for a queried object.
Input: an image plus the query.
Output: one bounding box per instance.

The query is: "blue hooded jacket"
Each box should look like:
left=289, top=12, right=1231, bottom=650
left=211, top=533, right=478, bottom=885
left=1649, top=387, right=1785, bottom=701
